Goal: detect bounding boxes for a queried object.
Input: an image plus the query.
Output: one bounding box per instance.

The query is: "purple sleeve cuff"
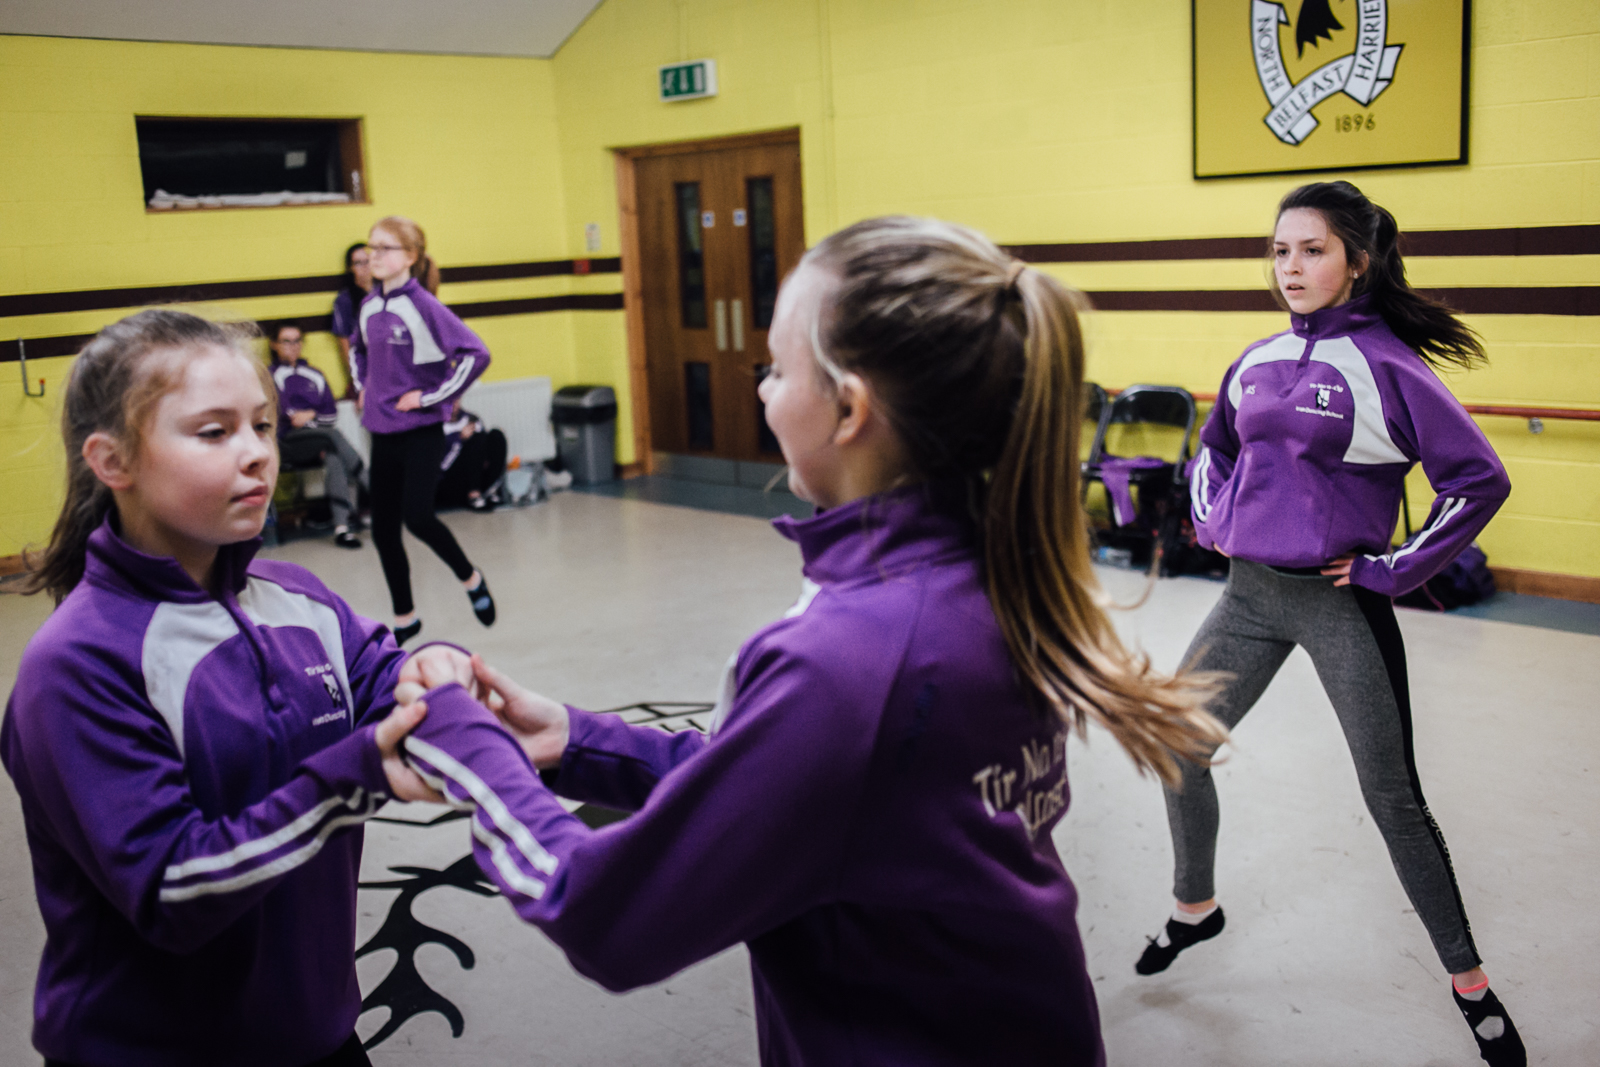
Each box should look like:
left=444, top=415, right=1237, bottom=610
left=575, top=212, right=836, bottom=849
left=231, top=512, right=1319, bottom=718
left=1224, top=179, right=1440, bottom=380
left=554, top=707, right=707, bottom=811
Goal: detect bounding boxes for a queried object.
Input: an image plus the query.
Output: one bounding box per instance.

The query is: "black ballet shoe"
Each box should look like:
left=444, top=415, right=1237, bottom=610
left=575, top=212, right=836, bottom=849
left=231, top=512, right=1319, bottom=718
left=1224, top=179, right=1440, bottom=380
left=466, top=576, right=495, bottom=627
left=333, top=529, right=362, bottom=549
left=393, top=619, right=423, bottom=647
left=1453, top=986, right=1526, bottom=1067
left=1135, top=907, right=1226, bottom=975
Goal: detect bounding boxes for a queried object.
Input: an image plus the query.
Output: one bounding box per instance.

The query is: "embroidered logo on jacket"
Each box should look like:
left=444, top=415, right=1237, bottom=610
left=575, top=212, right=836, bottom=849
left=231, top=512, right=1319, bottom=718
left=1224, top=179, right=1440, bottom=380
left=306, top=662, right=348, bottom=725
left=1295, top=381, right=1346, bottom=420
left=389, top=322, right=411, bottom=346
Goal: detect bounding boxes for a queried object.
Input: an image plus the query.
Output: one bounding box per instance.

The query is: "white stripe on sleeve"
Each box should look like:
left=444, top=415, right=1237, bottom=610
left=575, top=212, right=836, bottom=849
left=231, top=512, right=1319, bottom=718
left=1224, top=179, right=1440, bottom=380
left=163, top=792, right=354, bottom=881
left=404, top=737, right=559, bottom=875
left=418, top=357, right=475, bottom=408
left=159, top=793, right=382, bottom=902
left=1363, top=496, right=1466, bottom=569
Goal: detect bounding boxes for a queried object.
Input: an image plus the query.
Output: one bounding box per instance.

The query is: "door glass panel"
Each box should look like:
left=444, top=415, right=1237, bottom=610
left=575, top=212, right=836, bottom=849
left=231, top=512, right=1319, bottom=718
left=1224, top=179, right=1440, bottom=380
left=754, top=364, right=781, bottom=454
left=685, top=361, right=714, bottom=449
left=746, top=177, right=778, bottom=329
left=675, top=182, right=707, bottom=329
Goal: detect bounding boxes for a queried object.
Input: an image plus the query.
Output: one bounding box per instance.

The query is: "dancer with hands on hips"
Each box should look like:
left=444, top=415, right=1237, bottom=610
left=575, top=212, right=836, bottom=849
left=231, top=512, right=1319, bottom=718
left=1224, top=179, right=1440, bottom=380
left=351, top=215, right=495, bottom=646
left=1, top=310, right=461, bottom=1067
left=392, top=217, right=1228, bottom=1067
left=1139, top=181, right=1522, bottom=1067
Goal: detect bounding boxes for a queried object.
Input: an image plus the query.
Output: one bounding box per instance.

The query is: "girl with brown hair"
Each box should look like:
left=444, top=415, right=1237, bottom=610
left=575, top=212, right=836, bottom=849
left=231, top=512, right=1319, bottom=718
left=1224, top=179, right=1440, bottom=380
left=1139, top=181, right=1522, bottom=1067
left=3, top=309, right=443, bottom=1066
left=389, top=216, right=1225, bottom=1065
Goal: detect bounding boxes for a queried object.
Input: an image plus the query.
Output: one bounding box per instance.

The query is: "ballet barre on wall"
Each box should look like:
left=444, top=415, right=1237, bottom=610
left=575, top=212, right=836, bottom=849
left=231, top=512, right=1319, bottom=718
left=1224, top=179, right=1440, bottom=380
left=16, top=339, right=45, bottom=397
left=1104, top=388, right=1600, bottom=434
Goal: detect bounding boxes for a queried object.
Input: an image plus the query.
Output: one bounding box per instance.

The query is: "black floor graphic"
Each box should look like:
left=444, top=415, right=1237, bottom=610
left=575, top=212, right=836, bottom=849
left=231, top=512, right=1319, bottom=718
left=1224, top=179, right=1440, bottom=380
left=356, top=703, right=712, bottom=1050
left=356, top=855, right=497, bottom=1049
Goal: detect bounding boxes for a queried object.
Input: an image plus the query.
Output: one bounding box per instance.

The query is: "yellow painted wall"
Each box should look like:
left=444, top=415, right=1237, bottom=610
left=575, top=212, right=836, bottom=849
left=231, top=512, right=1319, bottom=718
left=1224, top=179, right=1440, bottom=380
left=552, top=0, right=1600, bottom=578
left=0, top=34, right=581, bottom=555
left=5, top=1, right=1598, bottom=576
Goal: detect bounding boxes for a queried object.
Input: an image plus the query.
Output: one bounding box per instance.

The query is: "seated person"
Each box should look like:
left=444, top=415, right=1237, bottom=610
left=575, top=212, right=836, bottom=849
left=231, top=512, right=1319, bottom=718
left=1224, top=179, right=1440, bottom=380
left=270, top=324, right=366, bottom=548
left=436, top=406, right=508, bottom=512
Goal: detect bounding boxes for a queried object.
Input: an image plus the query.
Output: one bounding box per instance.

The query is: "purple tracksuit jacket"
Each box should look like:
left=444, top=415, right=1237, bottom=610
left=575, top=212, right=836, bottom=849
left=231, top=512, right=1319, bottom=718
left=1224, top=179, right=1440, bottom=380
left=1, top=520, right=408, bottom=1067
left=351, top=277, right=490, bottom=436
left=1188, top=295, right=1510, bottom=596
left=404, top=487, right=1105, bottom=1067
left=272, top=359, right=339, bottom=440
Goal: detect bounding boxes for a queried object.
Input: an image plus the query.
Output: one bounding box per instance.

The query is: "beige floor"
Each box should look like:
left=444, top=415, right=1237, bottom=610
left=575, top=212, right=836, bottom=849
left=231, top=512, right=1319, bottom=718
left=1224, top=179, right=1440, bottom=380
left=0, top=491, right=1594, bottom=1065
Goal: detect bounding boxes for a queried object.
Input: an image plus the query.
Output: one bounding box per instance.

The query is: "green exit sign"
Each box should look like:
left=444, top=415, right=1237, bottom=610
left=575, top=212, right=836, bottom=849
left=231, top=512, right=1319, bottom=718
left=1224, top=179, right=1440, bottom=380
left=659, top=59, right=717, bottom=102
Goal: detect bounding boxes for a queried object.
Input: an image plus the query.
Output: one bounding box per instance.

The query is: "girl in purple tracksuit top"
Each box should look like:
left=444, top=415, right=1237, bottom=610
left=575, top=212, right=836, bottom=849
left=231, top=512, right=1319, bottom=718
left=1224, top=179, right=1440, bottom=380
left=390, top=217, right=1228, bottom=1065
left=2, top=310, right=441, bottom=1067
left=1136, top=182, right=1524, bottom=1067
left=351, top=216, right=495, bottom=646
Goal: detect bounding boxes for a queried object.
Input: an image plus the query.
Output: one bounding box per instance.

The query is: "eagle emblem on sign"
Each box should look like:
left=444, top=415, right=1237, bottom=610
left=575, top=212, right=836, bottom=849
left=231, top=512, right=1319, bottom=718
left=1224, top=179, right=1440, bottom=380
left=1251, top=0, right=1404, bottom=145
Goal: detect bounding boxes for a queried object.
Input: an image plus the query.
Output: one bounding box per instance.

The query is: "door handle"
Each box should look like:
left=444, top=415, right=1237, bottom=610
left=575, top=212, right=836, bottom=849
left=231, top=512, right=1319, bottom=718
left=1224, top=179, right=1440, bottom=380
left=731, top=299, right=745, bottom=351
left=714, top=299, right=728, bottom=351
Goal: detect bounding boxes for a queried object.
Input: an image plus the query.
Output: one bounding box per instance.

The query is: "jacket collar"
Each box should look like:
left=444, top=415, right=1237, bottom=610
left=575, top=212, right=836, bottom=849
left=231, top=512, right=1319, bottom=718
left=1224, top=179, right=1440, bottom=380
left=372, top=276, right=421, bottom=304
left=85, top=515, right=261, bottom=604
left=771, top=483, right=973, bottom=585
left=1289, top=292, right=1382, bottom=341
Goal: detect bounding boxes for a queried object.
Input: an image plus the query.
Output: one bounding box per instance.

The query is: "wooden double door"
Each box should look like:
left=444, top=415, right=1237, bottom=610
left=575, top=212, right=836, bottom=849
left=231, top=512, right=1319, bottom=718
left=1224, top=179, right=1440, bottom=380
left=632, top=135, right=805, bottom=463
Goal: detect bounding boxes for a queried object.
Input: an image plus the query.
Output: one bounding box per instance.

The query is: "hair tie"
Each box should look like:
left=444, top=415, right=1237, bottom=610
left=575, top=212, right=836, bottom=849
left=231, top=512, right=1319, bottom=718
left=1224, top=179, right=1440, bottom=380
left=1004, top=259, right=1027, bottom=291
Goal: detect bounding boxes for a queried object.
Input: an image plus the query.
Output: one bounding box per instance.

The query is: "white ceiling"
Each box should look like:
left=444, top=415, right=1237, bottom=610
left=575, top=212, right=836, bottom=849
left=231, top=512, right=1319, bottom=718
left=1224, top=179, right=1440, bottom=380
left=0, top=0, right=608, bottom=59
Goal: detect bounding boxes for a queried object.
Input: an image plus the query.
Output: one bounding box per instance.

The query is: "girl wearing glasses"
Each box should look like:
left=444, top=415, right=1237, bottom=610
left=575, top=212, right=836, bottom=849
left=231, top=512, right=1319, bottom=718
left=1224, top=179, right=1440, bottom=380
left=351, top=216, right=495, bottom=645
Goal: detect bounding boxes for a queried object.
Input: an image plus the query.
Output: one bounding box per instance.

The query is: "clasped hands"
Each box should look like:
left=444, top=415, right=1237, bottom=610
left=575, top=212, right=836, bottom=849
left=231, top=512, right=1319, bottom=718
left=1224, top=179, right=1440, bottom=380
left=375, top=644, right=571, bottom=803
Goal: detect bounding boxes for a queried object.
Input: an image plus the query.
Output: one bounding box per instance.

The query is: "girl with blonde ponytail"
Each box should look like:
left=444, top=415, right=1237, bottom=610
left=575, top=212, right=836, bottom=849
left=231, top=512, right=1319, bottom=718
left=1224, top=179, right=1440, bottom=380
left=383, top=216, right=1224, bottom=1066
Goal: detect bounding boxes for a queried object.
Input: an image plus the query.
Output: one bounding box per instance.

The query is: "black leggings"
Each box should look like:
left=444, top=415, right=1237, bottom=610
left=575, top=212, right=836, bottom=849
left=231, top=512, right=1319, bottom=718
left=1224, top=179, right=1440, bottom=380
left=369, top=424, right=475, bottom=616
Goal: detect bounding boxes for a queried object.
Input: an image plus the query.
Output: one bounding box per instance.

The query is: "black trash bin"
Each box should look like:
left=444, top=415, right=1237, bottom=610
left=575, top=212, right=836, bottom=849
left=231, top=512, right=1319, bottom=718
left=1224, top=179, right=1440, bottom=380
left=551, top=385, right=618, bottom=484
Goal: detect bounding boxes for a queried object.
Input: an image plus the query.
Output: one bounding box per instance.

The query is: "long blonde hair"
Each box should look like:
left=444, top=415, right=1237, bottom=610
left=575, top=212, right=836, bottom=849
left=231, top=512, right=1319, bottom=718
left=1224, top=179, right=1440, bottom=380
left=804, top=217, right=1226, bottom=786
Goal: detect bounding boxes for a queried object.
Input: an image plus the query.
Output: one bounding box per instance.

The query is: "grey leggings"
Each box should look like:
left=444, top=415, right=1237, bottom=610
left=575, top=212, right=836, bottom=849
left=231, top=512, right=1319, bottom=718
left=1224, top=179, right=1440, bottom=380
left=1167, top=559, right=1481, bottom=974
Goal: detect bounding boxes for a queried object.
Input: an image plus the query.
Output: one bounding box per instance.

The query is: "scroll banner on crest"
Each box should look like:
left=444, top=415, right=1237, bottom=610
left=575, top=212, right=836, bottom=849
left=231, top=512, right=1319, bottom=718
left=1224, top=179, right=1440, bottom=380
left=1251, top=0, right=1403, bottom=145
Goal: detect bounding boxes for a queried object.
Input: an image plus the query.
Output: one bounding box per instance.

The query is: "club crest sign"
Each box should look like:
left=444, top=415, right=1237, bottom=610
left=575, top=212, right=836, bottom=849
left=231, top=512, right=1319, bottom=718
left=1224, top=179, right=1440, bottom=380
left=1193, top=0, right=1469, bottom=179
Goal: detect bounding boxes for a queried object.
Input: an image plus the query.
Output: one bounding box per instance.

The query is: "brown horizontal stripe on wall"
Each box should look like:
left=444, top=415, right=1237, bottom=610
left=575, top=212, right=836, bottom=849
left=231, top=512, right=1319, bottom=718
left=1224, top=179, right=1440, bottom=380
left=1079, top=287, right=1600, bottom=315
left=441, top=257, right=622, bottom=283
left=1005, top=224, right=1600, bottom=264
left=446, top=293, right=626, bottom=317
left=1, top=292, right=627, bottom=363
left=0, top=258, right=624, bottom=319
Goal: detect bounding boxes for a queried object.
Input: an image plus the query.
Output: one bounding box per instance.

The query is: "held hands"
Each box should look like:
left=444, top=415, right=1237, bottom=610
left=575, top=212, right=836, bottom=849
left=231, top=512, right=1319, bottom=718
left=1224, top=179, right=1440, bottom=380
left=395, top=389, right=424, bottom=412
left=1321, top=553, right=1356, bottom=587
left=375, top=703, right=442, bottom=802
left=289, top=408, right=317, bottom=429
left=470, top=655, right=571, bottom=771
left=378, top=644, right=478, bottom=804
left=395, top=643, right=479, bottom=707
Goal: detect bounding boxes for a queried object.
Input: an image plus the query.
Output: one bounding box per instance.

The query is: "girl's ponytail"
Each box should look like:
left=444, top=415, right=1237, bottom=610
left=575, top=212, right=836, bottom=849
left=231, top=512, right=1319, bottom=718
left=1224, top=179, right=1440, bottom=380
left=987, top=270, right=1226, bottom=785
left=1273, top=181, right=1487, bottom=370
left=806, top=217, right=1225, bottom=786
left=416, top=253, right=441, bottom=295
left=22, top=310, right=264, bottom=604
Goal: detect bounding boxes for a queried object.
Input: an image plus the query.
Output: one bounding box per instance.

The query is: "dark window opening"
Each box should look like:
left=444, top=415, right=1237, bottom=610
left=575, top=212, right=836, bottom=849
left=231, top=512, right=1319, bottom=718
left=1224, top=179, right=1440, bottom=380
left=675, top=183, right=707, bottom=329
left=685, top=362, right=714, bottom=450
left=746, top=177, right=778, bottom=329
left=135, top=117, right=366, bottom=210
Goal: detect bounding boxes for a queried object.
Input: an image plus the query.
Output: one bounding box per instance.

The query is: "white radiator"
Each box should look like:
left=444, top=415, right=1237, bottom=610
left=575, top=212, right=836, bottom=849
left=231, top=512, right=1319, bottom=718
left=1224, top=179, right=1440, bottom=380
left=459, top=376, right=556, bottom=463
left=329, top=376, right=556, bottom=467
